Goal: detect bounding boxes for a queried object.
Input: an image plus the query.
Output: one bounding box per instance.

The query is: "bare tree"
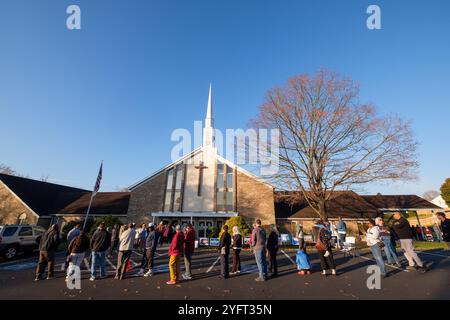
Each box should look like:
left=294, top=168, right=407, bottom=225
left=252, top=70, right=419, bottom=221
left=422, top=190, right=439, bottom=201
left=0, top=163, right=16, bottom=175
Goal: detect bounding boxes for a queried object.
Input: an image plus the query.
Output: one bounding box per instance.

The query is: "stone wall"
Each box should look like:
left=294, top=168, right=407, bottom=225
left=0, top=181, right=38, bottom=225
left=236, top=171, right=275, bottom=226
left=127, top=171, right=166, bottom=224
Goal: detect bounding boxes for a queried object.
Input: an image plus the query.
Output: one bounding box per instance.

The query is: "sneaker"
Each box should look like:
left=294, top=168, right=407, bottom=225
left=166, top=280, right=177, bottom=285
left=89, top=276, right=96, bottom=281
left=114, top=276, right=119, bottom=280
left=406, top=266, right=416, bottom=271
left=100, top=275, right=108, bottom=279
left=255, top=277, right=265, bottom=282
left=298, top=271, right=306, bottom=276
left=46, top=276, right=54, bottom=280
left=34, top=277, right=41, bottom=282
left=144, top=270, right=153, bottom=277
left=136, top=269, right=144, bottom=277
left=182, top=274, right=192, bottom=280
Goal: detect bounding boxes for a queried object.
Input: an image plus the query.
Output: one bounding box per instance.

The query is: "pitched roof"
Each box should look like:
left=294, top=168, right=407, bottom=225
left=129, top=146, right=274, bottom=190
left=275, top=191, right=380, bottom=219
left=0, top=173, right=89, bottom=216
left=361, top=194, right=442, bottom=210
left=57, top=192, right=130, bottom=216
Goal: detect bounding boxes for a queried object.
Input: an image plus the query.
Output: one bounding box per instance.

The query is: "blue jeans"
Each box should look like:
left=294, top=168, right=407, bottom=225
left=380, top=236, right=399, bottom=265
left=370, top=244, right=386, bottom=276
left=254, top=249, right=268, bottom=279
left=91, top=251, right=107, bottom=278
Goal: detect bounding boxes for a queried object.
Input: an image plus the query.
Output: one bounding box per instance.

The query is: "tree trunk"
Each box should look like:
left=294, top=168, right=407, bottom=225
left=318, top=199, right=328, bottom=222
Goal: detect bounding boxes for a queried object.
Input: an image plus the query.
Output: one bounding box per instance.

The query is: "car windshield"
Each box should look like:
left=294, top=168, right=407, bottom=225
left=2, top=227, right=19, bottom=237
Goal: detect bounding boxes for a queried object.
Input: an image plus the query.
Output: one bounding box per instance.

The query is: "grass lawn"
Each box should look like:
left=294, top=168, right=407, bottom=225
left=414, top=241, right=449, bottom=250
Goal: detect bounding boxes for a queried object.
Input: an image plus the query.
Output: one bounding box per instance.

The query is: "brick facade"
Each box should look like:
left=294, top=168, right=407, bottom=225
left=236, top=171, right=275, bottom=226
left=127, top=171, right=166, bottom=224
left=0, top=181, right=38, bottom=225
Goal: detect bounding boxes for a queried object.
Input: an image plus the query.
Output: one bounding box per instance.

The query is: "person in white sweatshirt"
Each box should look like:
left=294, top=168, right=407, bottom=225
left=115, top=223, right=136, bottom=280
left=366, top=219, right=387, bottom=277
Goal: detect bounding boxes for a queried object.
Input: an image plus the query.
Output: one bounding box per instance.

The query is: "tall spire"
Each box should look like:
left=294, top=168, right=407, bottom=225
left=205, top=83, right=213, bottom=128
left=203, top=83, right=215, bottom=148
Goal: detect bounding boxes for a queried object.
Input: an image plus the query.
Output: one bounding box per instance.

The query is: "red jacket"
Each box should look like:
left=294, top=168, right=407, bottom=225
left=184, top=228, right=196, bottom=254
left=169, top=231, right=184, bottom=257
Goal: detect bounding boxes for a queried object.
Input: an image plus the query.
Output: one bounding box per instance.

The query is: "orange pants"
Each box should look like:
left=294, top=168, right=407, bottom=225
left=169, top=255, right=180, bottom=282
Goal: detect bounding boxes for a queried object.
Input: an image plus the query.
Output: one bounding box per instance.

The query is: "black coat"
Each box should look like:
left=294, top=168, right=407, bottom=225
left=90, top=228, right=111, bottom=252
left=267, top=231, right=279, bottom=252
left=441, top=218, right=450, bottom=242
left=232, top=234, right=243, bottom=249
left=219, top=231, right=231, bottom=255
left=39, top=229, right=60, bottom=252
left=68, top=235, right=90, bottom=254
left=391, top=217, right=413, bottom=240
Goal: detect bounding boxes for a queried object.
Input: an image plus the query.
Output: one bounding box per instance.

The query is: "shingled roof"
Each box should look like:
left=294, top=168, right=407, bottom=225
left=57, top=192, right=130, bottom=216
left=275, top=191, right=379, bottom=219
left=360, top=194, right=441, bottom=211
left=0, top=173, right=89, bottom=216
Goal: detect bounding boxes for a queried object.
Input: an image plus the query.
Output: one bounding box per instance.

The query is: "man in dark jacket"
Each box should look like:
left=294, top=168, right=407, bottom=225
left=391, top=212, right=426, bottom=272
left=140, top=223, right=159, bottom=277
left=183, top=223, right=196, bottom=280
left=90, top=223, right=111, bottom=281
left=252, top=219, right=268, bottom=281
left=35, top=224, right=60, bottom=281
left=219, top=225, right=231, bottom=279
left=437, top=212, right=450, bottom=249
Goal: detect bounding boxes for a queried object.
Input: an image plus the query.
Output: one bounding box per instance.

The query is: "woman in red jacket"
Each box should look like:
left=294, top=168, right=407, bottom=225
left=167, top=225, right=184, bottom=285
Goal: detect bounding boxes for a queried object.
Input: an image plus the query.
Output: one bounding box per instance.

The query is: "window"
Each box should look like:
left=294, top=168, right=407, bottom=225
left=19, top=227, right=33, bottom=236
left=2, top=227, right=18, bottom=237
left=164, top=164, right=185, bottom=212
left=164, top=169, right=174, bottom=212
left=216, top=162, right=235, bottom=212
left=173, top=164, right=184, bottom=211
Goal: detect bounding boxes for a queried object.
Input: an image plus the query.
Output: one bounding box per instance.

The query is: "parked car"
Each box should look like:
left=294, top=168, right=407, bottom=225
left=0, top=224, right=46, bottom=260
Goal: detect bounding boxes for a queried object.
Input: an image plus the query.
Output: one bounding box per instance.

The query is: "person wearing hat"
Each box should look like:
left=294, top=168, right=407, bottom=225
left=137, top=223, right=158, bottom=277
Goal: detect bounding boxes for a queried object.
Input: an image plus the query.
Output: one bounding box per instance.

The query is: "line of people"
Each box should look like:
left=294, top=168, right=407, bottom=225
left=34, top=212, right=449, bottom=283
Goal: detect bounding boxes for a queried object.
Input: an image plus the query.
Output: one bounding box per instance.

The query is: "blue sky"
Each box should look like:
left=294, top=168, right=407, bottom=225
left=0, top=0, right=449, bottom=195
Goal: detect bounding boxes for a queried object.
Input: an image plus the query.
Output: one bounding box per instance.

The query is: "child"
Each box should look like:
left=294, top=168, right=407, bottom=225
left=296, top=247, right=311, bottom=275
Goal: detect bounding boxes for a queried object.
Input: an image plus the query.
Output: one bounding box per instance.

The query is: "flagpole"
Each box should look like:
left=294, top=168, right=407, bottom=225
left=83, top=192, right=95, bottom=229
left=83, top=161, right=103, bottom=230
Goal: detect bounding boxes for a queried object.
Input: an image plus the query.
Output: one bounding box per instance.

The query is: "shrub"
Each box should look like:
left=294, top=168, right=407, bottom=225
left=219, top=216, right=252, bottom=238
left=89, top=215, right=123, bottom=236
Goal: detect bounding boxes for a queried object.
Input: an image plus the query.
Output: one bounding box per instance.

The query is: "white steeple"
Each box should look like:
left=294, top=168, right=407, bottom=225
left=203, top=83, right=215, bottom=147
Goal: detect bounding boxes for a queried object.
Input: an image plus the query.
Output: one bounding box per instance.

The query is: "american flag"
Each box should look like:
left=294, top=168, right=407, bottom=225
left=93, top=162, right=103, bottom=195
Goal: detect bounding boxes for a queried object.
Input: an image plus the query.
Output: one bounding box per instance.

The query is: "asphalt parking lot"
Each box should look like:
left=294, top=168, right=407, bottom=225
left=0, top=247, right=449, bottom=300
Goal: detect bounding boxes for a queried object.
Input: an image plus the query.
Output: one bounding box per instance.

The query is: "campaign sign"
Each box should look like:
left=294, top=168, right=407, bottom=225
left=244, top=236, right=251, bottom=245
left=199, top=237, right=209, bottom=246
left=280, top=234, right=291, bottom=244
left=209, top=238, right=220, bottom=246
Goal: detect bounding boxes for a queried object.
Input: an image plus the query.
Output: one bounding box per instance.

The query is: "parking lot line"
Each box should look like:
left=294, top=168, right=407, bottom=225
left=206, top=256, right=220, bottom=273
left=106, top=257, right=117, bottom=270
left=281, top=250, right=297, bottom=266
left=358, top=254, right=409, bottom=272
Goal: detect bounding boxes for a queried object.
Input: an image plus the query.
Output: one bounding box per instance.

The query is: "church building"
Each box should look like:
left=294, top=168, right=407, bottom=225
left=126, top=86, right=276, bottom=237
